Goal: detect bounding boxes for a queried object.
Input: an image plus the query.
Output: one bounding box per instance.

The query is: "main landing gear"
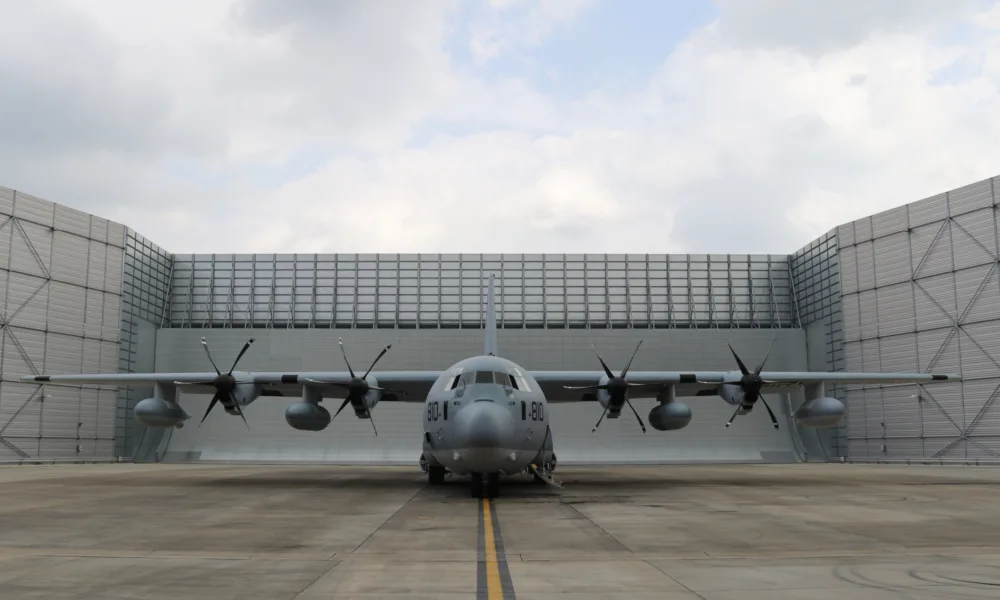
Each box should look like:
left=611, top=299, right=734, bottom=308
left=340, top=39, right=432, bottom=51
left=470, top=472, right=500, bottom=498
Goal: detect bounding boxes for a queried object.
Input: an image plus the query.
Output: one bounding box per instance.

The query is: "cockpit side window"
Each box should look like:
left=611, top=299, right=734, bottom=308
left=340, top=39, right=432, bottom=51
left=507, top=374, right=520, bottom=389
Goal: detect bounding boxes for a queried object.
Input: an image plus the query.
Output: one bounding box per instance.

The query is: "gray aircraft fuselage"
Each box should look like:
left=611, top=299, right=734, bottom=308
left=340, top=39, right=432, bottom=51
left=421, top=354, right=550, bottom=477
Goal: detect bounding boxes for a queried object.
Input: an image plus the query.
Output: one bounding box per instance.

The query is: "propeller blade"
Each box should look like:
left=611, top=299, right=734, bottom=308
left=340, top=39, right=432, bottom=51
left=303, top=378, right=351, bottom=388
left=620, top=340, right=643, bottom=378
left=368, top=385, right=410, bottom=395
left=589, top=341, right=616, bottom=380
left=362, top=342, right=393, bottom=379
left=174, top=380, right=216, bottom=386
left=338, top=338, right=356, bottom=379
left=367, top=411, right=378, bottom=436
left=759, top=397, right=780, bottom=429
left=624, top=398, right=646, bottom=433
left=563, top=384, right=609, bottom=391
left=229, top=391, right=249, bottom=429
left=755, top=336, right=777, bottom=376
left=198, top=392, right=222, bottom=426
left=591, top=405, right=609, bottom=433
left=330, top=397, right=351, bottom=422
left=200, top=337, right=222, bottom=375
left=727, top=343, right=750, bottom=375
left=227, top=338, right=256, bottom=375
left=724, top=404, right=741, bottom=428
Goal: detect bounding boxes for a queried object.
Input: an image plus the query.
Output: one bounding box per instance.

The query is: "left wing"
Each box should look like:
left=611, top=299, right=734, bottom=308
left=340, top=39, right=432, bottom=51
left=530, top=370, right=960, bottom=402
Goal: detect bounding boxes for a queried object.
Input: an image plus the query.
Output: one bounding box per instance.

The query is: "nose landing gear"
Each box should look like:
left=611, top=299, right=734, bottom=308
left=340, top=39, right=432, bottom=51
left=471, top=472, right=500, bottom=498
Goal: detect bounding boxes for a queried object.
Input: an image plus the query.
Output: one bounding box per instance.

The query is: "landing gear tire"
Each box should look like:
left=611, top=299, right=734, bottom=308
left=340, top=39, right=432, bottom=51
left=428, top=465, right=445, bottom=485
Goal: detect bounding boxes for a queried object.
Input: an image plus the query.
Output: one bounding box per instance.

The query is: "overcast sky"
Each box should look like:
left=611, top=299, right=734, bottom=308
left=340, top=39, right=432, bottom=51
left=1, top=0, right=998, bottom=255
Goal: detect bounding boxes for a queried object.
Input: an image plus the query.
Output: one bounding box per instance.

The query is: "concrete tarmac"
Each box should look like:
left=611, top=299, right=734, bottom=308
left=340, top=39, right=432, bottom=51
left=2, top=462, right=1000, bottom=599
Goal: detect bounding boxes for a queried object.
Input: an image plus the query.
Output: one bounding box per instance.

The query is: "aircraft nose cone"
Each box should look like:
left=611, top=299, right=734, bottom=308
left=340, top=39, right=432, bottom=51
left=459, top=401, right=513, bottom=448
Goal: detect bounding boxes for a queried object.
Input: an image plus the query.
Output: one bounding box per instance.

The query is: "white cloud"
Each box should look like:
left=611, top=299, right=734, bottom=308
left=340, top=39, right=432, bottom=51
left=0, top=0, right=998, bottom=257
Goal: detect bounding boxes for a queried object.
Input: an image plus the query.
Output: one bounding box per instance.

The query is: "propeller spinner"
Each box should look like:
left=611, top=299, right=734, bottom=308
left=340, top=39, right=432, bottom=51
left=175, top=337, right=256, bottom=428
left=563, top=340, right=660, bottom=434
left=719, top=338, right=781, bottom=430
left=304, top=338, right=409, bottom=436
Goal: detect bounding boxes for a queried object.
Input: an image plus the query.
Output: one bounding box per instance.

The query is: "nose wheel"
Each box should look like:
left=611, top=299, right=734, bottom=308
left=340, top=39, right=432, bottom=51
left=470, top=472, right=500, bottom=498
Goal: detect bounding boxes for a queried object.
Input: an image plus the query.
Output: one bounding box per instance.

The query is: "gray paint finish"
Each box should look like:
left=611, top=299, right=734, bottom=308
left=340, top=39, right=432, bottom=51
left=156, top=327, right=806, bottom=464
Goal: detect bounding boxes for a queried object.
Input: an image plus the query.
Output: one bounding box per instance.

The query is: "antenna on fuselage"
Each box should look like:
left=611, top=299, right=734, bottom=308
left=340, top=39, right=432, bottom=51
left=484, top=273, right=498, bottom=357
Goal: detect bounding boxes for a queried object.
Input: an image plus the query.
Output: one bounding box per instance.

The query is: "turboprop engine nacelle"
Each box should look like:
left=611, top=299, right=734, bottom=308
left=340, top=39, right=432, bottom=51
left=135, top=397, right=190, bottom=428
left=285, top=402, right=332, bottom=431
left=794, top=397, right=846, bottom=428
left=718, top=373, right=746, bottom=406
left=648, top=401, right=693, bottom=431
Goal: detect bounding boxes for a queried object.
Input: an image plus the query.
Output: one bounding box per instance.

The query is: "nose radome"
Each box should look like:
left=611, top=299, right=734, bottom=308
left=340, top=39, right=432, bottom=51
left=460, top=401, right=513, bottom=448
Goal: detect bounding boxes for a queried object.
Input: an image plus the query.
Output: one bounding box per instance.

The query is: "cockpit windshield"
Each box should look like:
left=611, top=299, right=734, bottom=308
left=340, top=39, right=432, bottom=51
left=444, top=369, right=526, bottom=391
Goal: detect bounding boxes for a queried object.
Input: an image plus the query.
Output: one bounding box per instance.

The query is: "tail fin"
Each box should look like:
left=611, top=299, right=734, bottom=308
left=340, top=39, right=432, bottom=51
left=484, top=273, right=498, bottom=356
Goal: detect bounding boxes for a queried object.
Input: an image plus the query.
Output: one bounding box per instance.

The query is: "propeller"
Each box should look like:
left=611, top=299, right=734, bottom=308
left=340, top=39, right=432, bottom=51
left=563, top=340, right=659, bottom=434
left=175, top=337, right=256, bottom=428
left=720, top=338, right=780, bottom=430
left=304, top=338, right=409, bottom=436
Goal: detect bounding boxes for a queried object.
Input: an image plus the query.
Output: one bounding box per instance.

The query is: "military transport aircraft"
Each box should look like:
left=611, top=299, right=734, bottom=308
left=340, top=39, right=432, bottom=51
left=23, top=275, right=958, bottom=498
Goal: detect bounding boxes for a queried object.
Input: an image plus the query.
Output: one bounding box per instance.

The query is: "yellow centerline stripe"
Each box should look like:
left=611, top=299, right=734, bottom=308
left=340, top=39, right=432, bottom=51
left=482, top=498, right=503, bottom=599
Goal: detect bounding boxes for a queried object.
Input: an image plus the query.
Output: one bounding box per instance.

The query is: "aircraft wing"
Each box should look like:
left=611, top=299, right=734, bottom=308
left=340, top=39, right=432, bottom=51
left=21, top=371, right=443, bottom=402
left=529, top=370, right=960, bottom=402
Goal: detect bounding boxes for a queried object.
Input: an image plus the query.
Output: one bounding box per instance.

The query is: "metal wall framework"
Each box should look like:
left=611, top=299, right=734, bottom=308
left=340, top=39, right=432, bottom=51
left=789, top=230, right=848, bottom=458
left=0, top=187, right=123, bottom=460
left=115, top=229, right=174, bottom=457
left=837, top=175, right=1000, bottom=460
left=166, top=253, right=798, bottom=330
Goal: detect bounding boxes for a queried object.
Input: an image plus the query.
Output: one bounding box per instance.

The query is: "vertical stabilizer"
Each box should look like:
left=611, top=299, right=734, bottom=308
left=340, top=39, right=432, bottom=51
left=484, top=273, right=498, bottom=356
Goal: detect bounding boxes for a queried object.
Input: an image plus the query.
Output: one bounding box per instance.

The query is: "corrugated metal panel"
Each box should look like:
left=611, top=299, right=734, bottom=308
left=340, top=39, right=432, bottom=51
left=846, top=391, right=867, bottom=438
left=79, top=388, right=99, bottom=438
left=871, top=205, right=908, bottom=239
left=87, top=242, right=107, bottom=290
left=96, top=439, right=114, bottom=457
left=919, top=381, right=964, bottom=435
left=858, top=289, right=878, bottom=336
left=100, top=341, right=119, bottom=371
left=0, top=219, right=11, bottom=272
left=10, top=220, right=50, bottom=278
left=912, top=221, right=953, bottom=278
left=49, top=231, right=90, bottom=286
left=873, top=232, right=910, bottom=287
left=863, top=389, right=884, bottom=435
left=876, top=283, right=914, bottom=336
left=914, top=272, right=956, bottom=329
left=19, top=220, right=52, bottom=272
left=878, top=333, right=917, bottom=372
left=960, top=322, right=1000, bottom=379
left=11, top=192, right=53, bottom=228
left=47, top=281, right=87, bottom=337
left=952, top=209, right=998, bottom=269
left=54, top=204, right=91, bottom=238
left=4, top=272, right=49, bottom=330
left=885, top=438, right=924, bottom=459
left=108, top=222, right=126, bottom=248
left=949, top=179, right=994, bottom=216
left=0, top=382, right=42, bottom=437
left=882, top=386, right=922, bottom=437
left=917, top=328, right=959, bottom=373
left=842, top=293, right=861, bottom=342
left=102, top=294, right=121, bottom=340
left=839, top=244, right=859, bottom=294
left=81, top=338, right=104, bottom=373
left=955, top=264, right=995, bottom=323
left=855, top=241, right=876, bottom=291
left=41, top=385, right=80, bottom=437
left=844, top=340, right=863, bottom=371
left=854, top=217, right=873, bottom=243
left=0, top=186, right=13, bottom=215
left=105, top=246, right=124, bottom=294
left=961, top=378, right=1000, bottom=433
left=90, top=217, right=108, bottom=244
left=838, top=222, right=856, bottom=247
left=39, top=438, right=80, bottom=458
left=861, top=338, right=882, bottom=370
left=44, top=332, right=85, bottom=373
left=908, top=193, right=948, bottom=227
left=964, top=268, right=1000, bottom=328
left=97, top=391, right=117, bottom=438
left=84, top=289, right=105, bottom=338
left=1, top=327, right=46, bottom=377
